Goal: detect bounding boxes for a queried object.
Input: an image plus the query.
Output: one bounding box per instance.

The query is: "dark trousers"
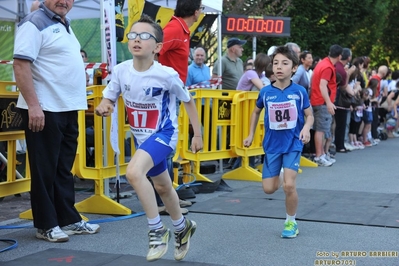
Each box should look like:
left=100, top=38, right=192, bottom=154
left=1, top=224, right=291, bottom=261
left=334, top=108, right=348, bottom=150
left=21, top=110, right=81, bottom=229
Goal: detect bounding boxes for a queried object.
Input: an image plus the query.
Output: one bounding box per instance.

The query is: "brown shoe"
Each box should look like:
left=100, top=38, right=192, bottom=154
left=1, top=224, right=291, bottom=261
left=179, top=199, right=192, bottom=208
left=159, top=207, right=188, bottom=215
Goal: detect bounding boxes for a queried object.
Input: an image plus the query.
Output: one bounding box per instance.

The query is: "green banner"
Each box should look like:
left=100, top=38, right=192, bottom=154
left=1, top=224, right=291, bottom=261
left=0, top=21, right=15, bottom=81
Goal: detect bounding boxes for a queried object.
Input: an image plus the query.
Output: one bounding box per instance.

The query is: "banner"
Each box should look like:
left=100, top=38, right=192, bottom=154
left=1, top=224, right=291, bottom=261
left=0, top=21, right=15, bottom=81
left=189, top=14, right=217, bottom=48
left=122, top=0, right=145, bottom=42
left=123, top=1, right=205, bottom=43
left=115, top=0, right=125, bottom=42
left=103, top=0, right=119, bottom=155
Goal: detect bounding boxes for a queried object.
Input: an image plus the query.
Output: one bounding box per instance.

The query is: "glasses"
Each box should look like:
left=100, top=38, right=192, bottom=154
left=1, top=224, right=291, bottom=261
left=126, top=32, right=159, bottom=42
left=199, top=5, right=205, bottom=10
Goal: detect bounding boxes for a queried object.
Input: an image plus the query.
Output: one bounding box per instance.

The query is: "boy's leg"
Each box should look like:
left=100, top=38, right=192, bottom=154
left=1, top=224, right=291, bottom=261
left=261, top=153, right=282, bottom=194
left=152, top=170, right=181, bottom=220
left=152, top=170, right=196, bottom=261
left=281, top=151, right=300, bottom=238
left=125, top=139, right=173, bottom=262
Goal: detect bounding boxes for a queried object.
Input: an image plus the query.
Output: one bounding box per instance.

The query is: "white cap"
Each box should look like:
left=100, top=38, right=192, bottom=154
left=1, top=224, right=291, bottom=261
left=267, top=46, right=277, bottom=56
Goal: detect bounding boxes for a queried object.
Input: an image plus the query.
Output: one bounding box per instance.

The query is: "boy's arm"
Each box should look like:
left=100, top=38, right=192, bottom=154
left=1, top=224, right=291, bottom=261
left=303, top=107, right=314, bottom=130
left=243, top=106, right=262, bottom=147
left=299, top=107, right=314, bottom=143
left=183, top=96, right=203, bottom=153
left=95, top=98, right=114, bottom=117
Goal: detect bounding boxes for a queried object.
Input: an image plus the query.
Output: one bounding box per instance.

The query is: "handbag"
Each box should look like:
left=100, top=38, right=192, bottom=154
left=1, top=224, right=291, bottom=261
left=337, top=87, right=353, bottom=108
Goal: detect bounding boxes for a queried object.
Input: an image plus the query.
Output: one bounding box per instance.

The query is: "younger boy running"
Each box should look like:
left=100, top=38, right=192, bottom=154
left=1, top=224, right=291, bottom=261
left=95, top=15, right=202, bottom=261
left=244, top=46, right=314, bottom=238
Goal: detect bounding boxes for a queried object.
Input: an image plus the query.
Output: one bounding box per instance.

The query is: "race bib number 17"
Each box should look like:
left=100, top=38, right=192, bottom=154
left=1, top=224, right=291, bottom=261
left=126, top=106, right=159, bottom=130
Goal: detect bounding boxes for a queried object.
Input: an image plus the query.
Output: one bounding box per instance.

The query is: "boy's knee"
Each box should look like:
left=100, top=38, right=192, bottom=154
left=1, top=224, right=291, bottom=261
left=154, top=183, right=172, bottom=196
left=283, top=182, right=296, bottom=194
left=263, top=184, right=277, bottom=194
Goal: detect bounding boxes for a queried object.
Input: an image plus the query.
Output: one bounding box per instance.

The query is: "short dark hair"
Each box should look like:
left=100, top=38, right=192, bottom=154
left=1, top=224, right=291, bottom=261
left=391, top=70, right=399, bottom=81
left=299, top=50, right=312, bottom=62
left=133, top=14, right=163, bottom=42
left=272, top=45, right=299, bottom=67
left=341, top=48, right=352, bottom=61
left=174, top=0, right=202, bottom=18
left=329, top=44, right=343, bottom=58
left=80, top=49, right=87, bottom=58
left=254, top=53, right=271, bottom=74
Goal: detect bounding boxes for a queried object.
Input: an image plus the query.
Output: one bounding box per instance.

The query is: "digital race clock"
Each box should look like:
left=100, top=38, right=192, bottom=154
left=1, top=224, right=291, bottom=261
left=221, top=15, right=291, bottom=37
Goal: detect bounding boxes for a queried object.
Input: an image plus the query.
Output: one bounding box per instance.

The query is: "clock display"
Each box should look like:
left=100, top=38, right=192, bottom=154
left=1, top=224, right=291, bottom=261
left=221, top=15, right=291, bottom=37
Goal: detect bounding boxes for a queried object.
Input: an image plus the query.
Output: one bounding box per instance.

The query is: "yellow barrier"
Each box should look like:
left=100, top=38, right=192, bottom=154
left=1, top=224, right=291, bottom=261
left=223, top=91, right=265, bottom=181
left=73, top=85, right=131, bottom=215
left=178, top=89, right=241, bottom=182
left=223, top=91, right=317, bottom=182
left=0, top=81, right=30, bottom=201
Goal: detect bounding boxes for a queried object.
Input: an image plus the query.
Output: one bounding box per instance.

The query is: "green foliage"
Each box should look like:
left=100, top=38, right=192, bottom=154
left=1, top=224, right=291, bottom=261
left=224, top=0, right=399, bottom=70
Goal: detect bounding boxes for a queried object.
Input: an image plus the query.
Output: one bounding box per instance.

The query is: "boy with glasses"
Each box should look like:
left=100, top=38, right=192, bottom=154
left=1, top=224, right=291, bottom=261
left=95, top=14, right=203, bottom=262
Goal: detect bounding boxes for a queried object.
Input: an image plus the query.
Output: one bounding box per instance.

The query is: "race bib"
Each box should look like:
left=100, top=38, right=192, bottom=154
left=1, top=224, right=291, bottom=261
left=268, top=100, right=298, bottom=130
left=126, top=105, right=159, bottom=133
left=356, top=109, right=363, bottom=117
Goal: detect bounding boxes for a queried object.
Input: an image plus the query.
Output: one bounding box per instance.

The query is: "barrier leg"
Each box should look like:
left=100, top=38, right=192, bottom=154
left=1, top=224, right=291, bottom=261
left=74, top=179, right=132, bottom=215
left=191, top=161, right=215, bottom=183
left=300, top=156, right=318, bottom=167
left=222, top=157, right=262, bottom=182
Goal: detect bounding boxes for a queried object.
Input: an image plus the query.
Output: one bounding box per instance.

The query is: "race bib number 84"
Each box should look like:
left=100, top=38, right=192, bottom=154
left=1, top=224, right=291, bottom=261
left=268, top=100, right=298, bottom=130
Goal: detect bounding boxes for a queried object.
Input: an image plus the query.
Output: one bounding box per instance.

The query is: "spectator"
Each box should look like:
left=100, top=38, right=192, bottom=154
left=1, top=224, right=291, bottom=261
left=13, top=0, right=99, bottom=243
left=334, top=48, right=356, bottom=154
left=285, top=42, right=301, bottom=58
left=244, top=62, right=254, bottom=72
left=292, top=50, right=313, bottom=94
left=236, top=53, right=271, bottom=92
left=186, top=47, right=210, bottom=87
left=310, top=44, right=343, bottom=166
left=362, top=79, right=379, bottom=146
left=369, top=65, right=388, bottom=139
left=95, top=14, right=202, bottom=261
left=233, top=53, right=271, bottom=169
left=212, top=37, right=246, bottom=90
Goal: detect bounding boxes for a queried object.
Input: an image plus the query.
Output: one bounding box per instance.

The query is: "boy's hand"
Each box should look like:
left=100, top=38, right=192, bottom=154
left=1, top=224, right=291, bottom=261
left=190, top=136, right=203, bottom=153
left=299, top=129, right=310, bottom=144
left=95, top=99, right=114, bottom=116
left=243, top=136, right=253, bottom=147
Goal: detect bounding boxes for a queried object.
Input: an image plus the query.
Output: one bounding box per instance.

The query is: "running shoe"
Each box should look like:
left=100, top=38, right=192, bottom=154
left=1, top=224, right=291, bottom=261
left=174, top=219, right=197, bottom=261
left=61, top=220, right=100, bottom=235
left=313, top=155, right=332, bottom=167
left=36, top=226, right=69, bottom=242
left=147, top=226, right=171, bottom=261
left=281, top=221, right=299, bottom=238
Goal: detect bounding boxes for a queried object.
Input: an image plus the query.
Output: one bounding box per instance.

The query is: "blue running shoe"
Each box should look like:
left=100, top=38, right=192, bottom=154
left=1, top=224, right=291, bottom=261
left=281, top=221, right=299, bottom=238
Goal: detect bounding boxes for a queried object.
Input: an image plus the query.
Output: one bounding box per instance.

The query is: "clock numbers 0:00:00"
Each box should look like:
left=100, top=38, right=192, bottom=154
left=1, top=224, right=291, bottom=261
left=226, top=17, right=284, bottom=33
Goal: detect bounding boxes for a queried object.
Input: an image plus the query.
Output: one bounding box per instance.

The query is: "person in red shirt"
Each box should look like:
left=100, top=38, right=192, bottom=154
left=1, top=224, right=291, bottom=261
left=310, top=44, right=342, bottom=167
left=156, top=0, right=204, bottom=214
left=158, top=0, right=203, bottom=84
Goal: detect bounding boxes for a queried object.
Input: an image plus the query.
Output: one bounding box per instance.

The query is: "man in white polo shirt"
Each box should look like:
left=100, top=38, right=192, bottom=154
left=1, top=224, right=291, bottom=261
left=13, top=0, right=99, bottom=242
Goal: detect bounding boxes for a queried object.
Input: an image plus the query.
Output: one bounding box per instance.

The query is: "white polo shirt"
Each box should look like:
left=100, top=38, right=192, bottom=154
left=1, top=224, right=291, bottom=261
left=13, top=4, right=87, bottom=112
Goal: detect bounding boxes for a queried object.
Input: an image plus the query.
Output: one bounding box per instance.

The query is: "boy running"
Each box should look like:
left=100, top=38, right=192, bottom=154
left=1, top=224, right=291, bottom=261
left=244, top=46, right=314, bottom=238
left=95, top=15, right=202, bottom=261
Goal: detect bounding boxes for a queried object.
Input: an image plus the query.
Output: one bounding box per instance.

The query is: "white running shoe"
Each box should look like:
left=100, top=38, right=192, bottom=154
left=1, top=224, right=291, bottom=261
left=36, top=226, right=69, bottom=242
left=314, top=155, right=333, bottom=167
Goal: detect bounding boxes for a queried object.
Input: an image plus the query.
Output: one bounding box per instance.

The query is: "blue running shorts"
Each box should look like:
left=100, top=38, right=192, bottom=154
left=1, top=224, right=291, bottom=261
left=138, top=134, right=174, bottom=177
left=262, top=151, right=301, bottom=178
